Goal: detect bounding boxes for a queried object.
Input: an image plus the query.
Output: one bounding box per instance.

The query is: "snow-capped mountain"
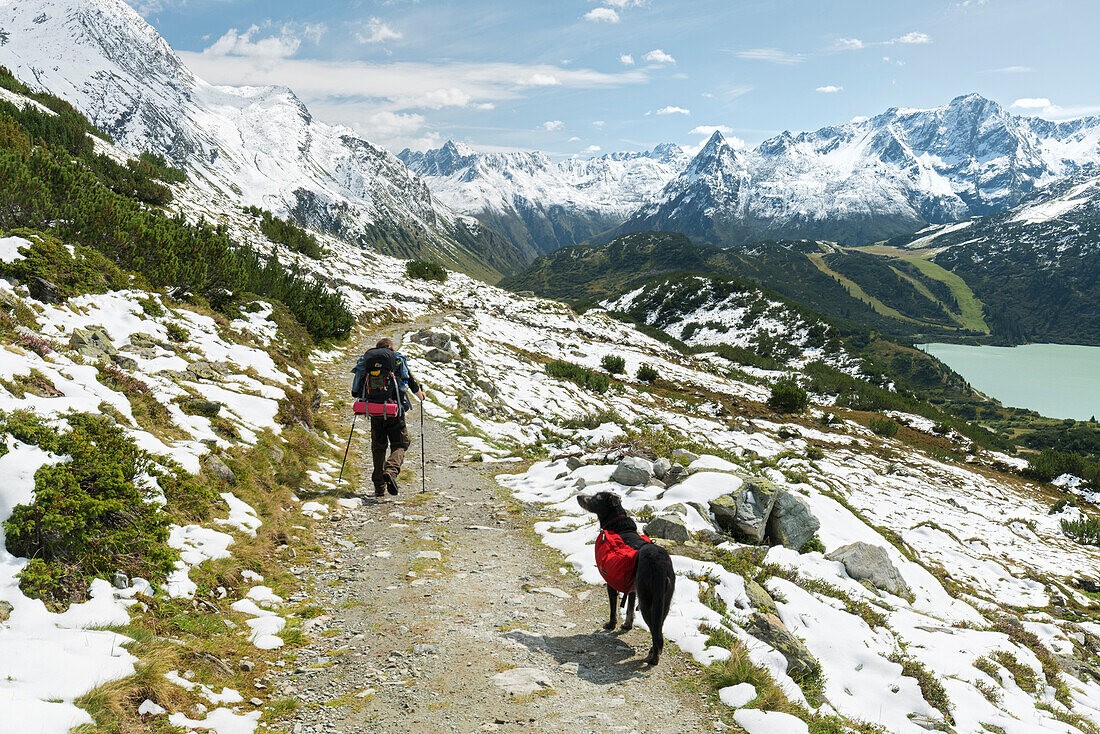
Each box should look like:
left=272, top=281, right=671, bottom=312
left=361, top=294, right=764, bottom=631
left=399, top=141, right=689, bottom=260
left=0, top=0, right=523, bottom=278
left=613, top=94, right=1100, bottom=246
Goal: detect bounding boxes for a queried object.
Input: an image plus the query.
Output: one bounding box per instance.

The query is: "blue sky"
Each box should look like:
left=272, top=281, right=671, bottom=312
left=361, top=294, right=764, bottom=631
left=129, top=0, right=1100, bottom=156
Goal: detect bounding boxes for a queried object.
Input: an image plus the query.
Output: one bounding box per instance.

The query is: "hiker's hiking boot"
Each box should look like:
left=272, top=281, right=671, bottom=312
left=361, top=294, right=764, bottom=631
left=385, top=474, right=399, bottom=495
left=374, top=485, right=385, bottom=497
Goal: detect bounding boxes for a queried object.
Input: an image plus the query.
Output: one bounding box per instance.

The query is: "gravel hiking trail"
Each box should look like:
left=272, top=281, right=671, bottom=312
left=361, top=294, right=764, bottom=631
left=274, top=331, right=713, bottom=733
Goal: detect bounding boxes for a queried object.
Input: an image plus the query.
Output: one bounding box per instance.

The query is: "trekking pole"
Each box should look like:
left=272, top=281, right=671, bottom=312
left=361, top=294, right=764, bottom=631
left=420, top=398, right=427, bottom=493
left=338, top=413, right=357, bottom=486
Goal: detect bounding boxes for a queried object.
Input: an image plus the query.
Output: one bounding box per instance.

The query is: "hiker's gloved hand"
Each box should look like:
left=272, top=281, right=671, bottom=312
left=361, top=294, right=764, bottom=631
left=416, top=390, right=426, bottom=401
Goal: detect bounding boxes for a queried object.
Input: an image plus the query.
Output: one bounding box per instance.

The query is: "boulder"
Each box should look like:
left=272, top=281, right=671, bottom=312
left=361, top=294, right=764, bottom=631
left=672, top=448, right=699, bottom=463
left=695, top=529, right=728, bottom=546
left=187, top=361, right=217, bottom=380
left=424, top=347, right=454, bottom=363
left=611, top=457, right=653, bottom=486
left=826, top=542, right=911, bottom=599
left=129, top=332, right=158, bottom=349
left=29, top=276, right=62, bottom=304
left=907, top=713, right=956, bottom=732
left=644, top=514, right=691, bottom=543
left=767, top=491, right=820, bottom=551
left=747, top=612, right=818, bottom=680
left=744, top=579, right=779, bottom=617
left=664, top=463, right=688, bottom=485
left=457, top=391, right=477, bottom=412
left=565, top=456, right=585, bottom=472
left=646, top=478, right=667, bottom=489
left=110, top=353, right=138, bottom=370
left=182, top=399, right=222, bottom=418
left=69, top=327, right=116, bottom=357
left=205, top=455, right=237, bottom=484
left=653, top=457, right=671, bottom=480
left=477, top=378, right=500, bottom=398
left=111, top=571, right=130, bottom=590
left=710, top=479, right=780, bottom=544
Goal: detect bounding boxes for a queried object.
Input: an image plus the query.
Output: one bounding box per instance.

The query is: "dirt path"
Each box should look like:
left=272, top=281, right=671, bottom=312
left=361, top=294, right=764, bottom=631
left=274, top=332, right=714, bottom=733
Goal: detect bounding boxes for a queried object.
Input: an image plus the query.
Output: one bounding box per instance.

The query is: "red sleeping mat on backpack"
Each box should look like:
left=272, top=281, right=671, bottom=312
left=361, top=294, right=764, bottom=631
left=594, top=529, right=652, bottom=594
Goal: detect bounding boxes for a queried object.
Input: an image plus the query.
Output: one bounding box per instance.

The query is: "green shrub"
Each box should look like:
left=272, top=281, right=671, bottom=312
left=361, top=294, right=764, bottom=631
left=405, top=260, right=447, bottom=282
left=1062, top=516, right=1100, bottom=546
left=768, top=377, right=808, bottom=413
left=869, top=417, right=899, bottom=438
left=636, top=363, right=659, bottom=382
left=243, top=205, right=323, bottom=259
left=165, top=322, right=189, bottom=342
left=138, top=295, right=164, bottom=318
left=544, top=359, right=610, bottom=394
left=600, top=354, right=625, bottom=374
left=0, top=233, right=128, bottom=298
left=888, top=652, right=952, bottom=721
left=1, top=412, right=176, bottom=608
left=1024, top=449, right=1099, bottom=489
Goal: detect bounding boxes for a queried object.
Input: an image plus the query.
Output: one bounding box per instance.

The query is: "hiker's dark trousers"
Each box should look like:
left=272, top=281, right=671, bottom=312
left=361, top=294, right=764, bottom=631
left=371, top=417, right=410, bottom=490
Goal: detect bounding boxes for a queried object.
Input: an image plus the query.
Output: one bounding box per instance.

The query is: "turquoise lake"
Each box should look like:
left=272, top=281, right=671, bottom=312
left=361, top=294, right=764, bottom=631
left=918, top=343, right=1100, bottom=421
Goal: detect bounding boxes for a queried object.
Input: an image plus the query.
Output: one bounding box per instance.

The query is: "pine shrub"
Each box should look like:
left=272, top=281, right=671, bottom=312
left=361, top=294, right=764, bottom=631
left=545, top=359, right=611, bottom=394
left=405, top=260, right=447, bottom=282
left=601, top=354, right=625, bottom=374
left=636, top=363, right=659, bottom=382
left=768, top=377, right=809, bottom=413
left=869, top=417, right=899, bottom=437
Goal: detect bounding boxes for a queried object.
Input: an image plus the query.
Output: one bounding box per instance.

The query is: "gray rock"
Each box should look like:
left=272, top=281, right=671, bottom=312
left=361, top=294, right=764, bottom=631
left=110, top=353, right=138, bottom=370
left=411, top=329, right=454, bottom=353
left=646, top=478, right=667, bottom=489
left=129, top=332, right=158, bottom=349
left=457, top=391, right=477, bottom=411
left=825, top=542, right=910, bottom=599
left=744, top=579, right=779, bottom=617
left=672, top=448, right=699, bottom=463
left=187, top=361, right=217, bottom=380
left=907, top=713, right=956, bottom=732
left=687, top=502, right=712, bottom=523
left=424, top=347, right=454, bottom=363
left=477, top=378, right=499, bottom=398
left=30, top=277, right=63, bottom=304
left=653, top=457, right=671, bottom=479
left=491, top=667, right=553, bottom=696
left=565, top=456, right=585, bottom=472
left=611, top=457, right=653, bottom=486
left=70, top=327, right=116, bottom=356
left=122, top=345, right=157, bottom=359
left=664, top=463, right=688, bottom=485
left=747, top=612, right=818, bottom=680
left=710, top=479, right=780, bottom=545
left=239, top=660, right=255, bottom=672
left=645, top=514, right=692, bottom=543
left=206, top=454, right=237, bottom=484
left=695, top=529, right=728, bottom=546
left=767, top=491, right=821, bottom=551
left=157, top=370, right=191, bottom=382
left=1077, top=576, right=1100, bottom=594
left=111, top=571, right=129, bottom=589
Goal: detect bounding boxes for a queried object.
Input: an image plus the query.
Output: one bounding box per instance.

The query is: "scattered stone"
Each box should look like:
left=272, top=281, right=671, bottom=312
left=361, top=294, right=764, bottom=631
left=29, top=276, right=62, bottom=304
left=491, top=667, right=553, bottom=696
left=239, top=660, right=255, bottom=672
left=644, top=514, right=692, bottom=543
left=566, top=456, right=585, bottom=471
left=477, top=379, right=500, bottom=398
left=137, top=699, right=166, bottom=716
left=129, top=332, right=158, bottom=349
left=530, top=586, right=571, bottom=599
left=413, top=644, right=441, bottom=655
left=424, top=348, right=454, bottom=363
left=710, top=479, right=779, bottom=544
left=743, top=579, right=778, bottom=617
left=694, top=529, right=728, bottom=546
left=825, top=542, right=911, bottom=599
left=767, top=491, right=821, bottom=551
left=653, top=457, right=671, bottom=479
left=907, top=713, right=956, bottom=732
left=182, top=398, right=222, bottom=418
left=416, top=551, right=442, bottom=560
left=457, top=391, right=477, bottom=412
left=111, top=571, right=129, bottom=589
left=186, top=361, right=217, bottom=380
left=664, top=463, right=688, bottom=485
left=611, top=457, right=653, bottom=486
left=718, top=682, right=757, bottom=708
left=672, top=448, right=699, bottom=463
left=110, top=353, right=138, bottom=370
left=69, top=326, right=116, bottom=358
left=411, top=329, right=453, bottom=352
left=205, top=454, right=237, bottom=484
left=250, top=698, right=263, bottom=706
left=646, top=477, right=667, bottom=489
left=1077, top=576, right=1100, bottom=594
left=747, top=612, right=818, bottom=680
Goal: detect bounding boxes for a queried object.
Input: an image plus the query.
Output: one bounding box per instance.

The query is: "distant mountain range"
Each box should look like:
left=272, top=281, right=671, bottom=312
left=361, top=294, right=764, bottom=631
left=0, top=0, right=522, bottom=279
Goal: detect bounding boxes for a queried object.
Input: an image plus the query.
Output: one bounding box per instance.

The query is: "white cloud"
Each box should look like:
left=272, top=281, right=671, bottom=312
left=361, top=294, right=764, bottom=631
left=816, top=85, right=843, bottom=93
left=1012, top=97, right=1052, bottom=109
left=542, top=120, right=565, bottom=131
left=734, top=48, right=804, bottom=65
left=834, top=37, right=864, bottom=50
left=204, top=25, right=301, bottom=59
left=892, top=31, right=932, bottom=44
left=619, top=53, right=635, bottom=65
left=584, top=144, right=601, bottom=153
left=689, top=124, right=733, bottom=135
left=519, top=73, right=561, bottom=87
left=356, top=18, right=402, bottom=44
left=603, top=0, right=645, bottom=7
left=301, top=23, right=327, bottom=45
left=986, top=65, right=1033, bottom=74
left=584, top=7, right=620, bottom=22
left=882, top=56, right=905, bottom=66
left=568, top=136, right=581, bottom=142
left=643, top=49, right=676, bottom=65
left=654, top=106, right=690, bottom=115
left=592, top=120, right=605, bottom=128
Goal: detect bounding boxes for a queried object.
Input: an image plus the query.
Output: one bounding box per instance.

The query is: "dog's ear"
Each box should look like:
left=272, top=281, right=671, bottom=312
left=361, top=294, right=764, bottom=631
left=608, top=492, right=622, bottom=509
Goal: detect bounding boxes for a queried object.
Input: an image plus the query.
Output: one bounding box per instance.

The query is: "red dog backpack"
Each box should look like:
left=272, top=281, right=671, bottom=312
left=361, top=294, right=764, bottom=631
left=594, top=528, right=652, bottom=594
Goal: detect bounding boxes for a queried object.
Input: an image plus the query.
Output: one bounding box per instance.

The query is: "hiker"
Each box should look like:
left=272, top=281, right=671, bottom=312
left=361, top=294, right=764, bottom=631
left=351, top=337, right=426, bottom=497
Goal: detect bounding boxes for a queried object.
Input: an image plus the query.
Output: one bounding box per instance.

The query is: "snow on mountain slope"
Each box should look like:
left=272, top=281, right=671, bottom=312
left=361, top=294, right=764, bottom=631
left=400, top=141, right=689, bottom=259
left=0, top=0, right=522, bottom=277
left=615, top=94, right=1100, bottom=246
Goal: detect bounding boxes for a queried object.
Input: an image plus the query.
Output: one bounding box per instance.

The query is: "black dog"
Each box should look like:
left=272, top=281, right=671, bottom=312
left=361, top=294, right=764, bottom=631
left=577, top=491, right=676, bottom=665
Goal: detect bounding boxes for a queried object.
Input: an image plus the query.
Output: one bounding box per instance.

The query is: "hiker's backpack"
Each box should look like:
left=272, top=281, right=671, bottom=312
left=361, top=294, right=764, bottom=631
left=594, top=528, right=652, bottom=594
left=351, top=347, right=402, bottom=419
